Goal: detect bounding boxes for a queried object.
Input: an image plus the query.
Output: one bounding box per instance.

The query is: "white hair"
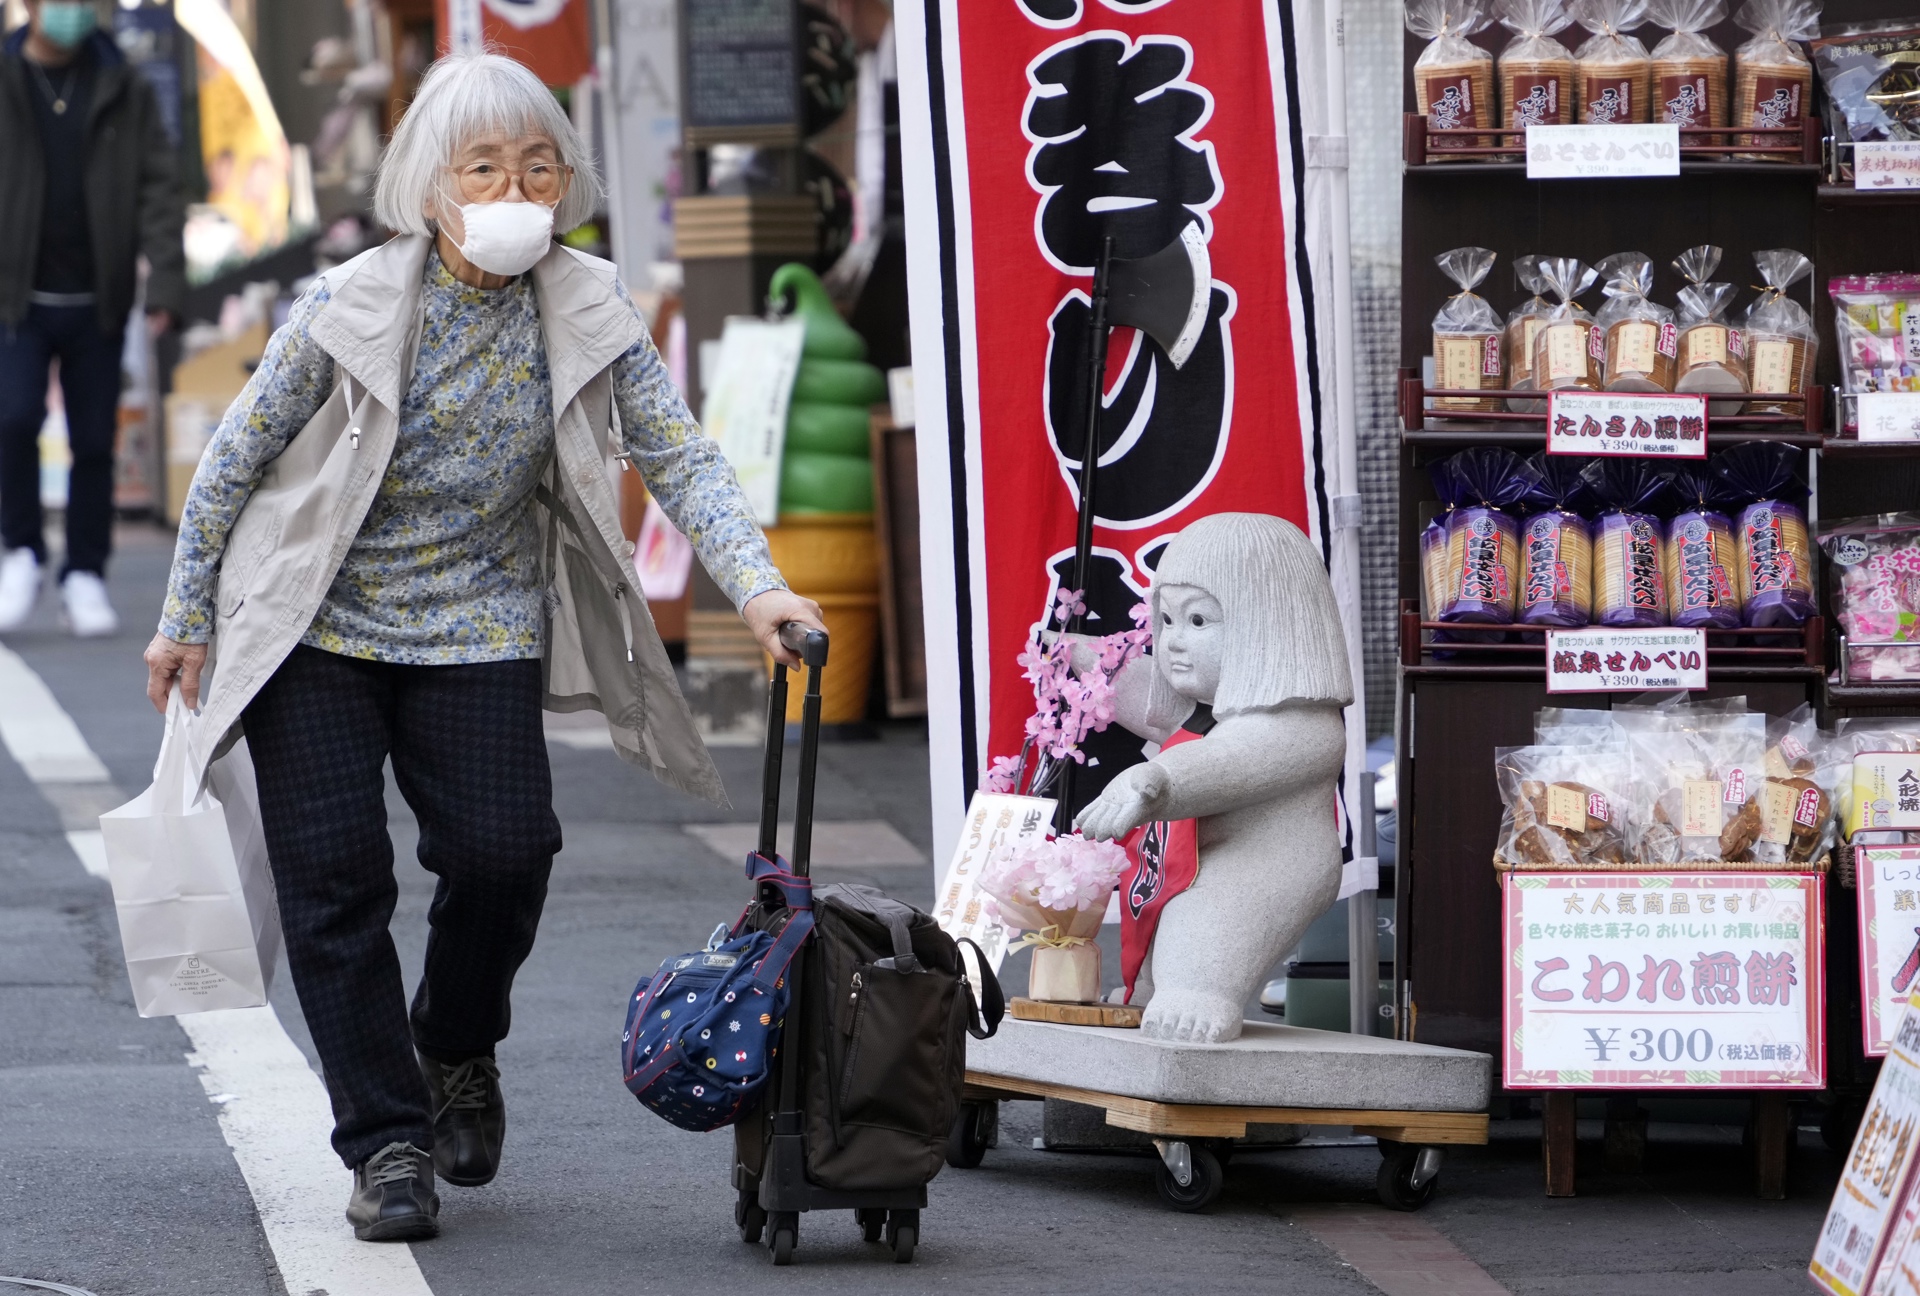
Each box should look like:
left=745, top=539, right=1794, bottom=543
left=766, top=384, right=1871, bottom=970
left=373, top=52, right=604, bottom=237
left=1147, top=512, right=1354, bottom=717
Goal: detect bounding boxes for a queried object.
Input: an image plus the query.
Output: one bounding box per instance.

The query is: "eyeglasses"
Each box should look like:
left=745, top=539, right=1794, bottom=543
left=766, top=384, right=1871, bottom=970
left=441, top=161, right=573, bottom=205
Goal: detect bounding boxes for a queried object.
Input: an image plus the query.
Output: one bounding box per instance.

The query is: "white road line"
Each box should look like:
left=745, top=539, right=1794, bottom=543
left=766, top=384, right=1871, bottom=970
left=63, top=829, right=109, bottom=880
left=3, top=648, right=436, bottom=1295
left=181, top=1008, right=435, bottom=1296
left=0, top=644, right=111, bottom=783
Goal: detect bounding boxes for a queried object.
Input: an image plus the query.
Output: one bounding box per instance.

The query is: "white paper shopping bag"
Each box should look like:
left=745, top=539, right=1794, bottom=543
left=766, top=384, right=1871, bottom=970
left=99, top=688, right=281, bottom=1016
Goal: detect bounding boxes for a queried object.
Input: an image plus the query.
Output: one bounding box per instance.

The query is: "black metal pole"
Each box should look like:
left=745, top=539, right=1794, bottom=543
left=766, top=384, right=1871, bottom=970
left=1060, top=235, right=1115, bottom=826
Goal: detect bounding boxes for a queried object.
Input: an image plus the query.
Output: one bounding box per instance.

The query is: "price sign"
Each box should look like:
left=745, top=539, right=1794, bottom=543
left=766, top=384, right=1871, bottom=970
left=1859, top=392, right=1920, bottom=442
left=1546, top=627, right=1708, bottom=693
left=1504, top=873, right=1825, bottom=1090
left=1525, top=123, right=1681, bottom=178
left=1859, top=847, right=1920, bottom=1057
left=1811, top=999, right=1920, bottom=1295
left=1546, top=390, right=1709, bottom=457
left=1849, top=754, right=1920, bottom=837
left=1855, top=141, right=1920, bottom=191
left=933, top=792, right=1056, bottom=972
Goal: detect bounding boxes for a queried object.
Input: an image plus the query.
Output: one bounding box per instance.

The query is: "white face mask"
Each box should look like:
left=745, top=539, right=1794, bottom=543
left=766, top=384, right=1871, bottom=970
left=450, top=198, right=554, bottom=277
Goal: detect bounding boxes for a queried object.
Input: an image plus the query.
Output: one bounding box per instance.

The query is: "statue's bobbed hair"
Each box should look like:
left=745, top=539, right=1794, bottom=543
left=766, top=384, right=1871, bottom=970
left=1149, top=512, right=1354, bottom=717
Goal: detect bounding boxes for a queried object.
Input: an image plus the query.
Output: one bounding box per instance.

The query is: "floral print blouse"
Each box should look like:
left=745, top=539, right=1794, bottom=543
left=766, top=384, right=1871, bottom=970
left=159, top=250, right=783, bottom=665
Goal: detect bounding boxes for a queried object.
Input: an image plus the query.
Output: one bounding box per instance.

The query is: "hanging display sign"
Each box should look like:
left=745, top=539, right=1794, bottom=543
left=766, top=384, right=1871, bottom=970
left=1546, top=391, right=1708, bottom=458
left=1811, top=999, right=1920, bottom=1295
left=1525, top=123, right=1682, bottom=179
left=1545, top=627, right=1708, bottom=693
left=1861, top=847, right=1920, bottom=1058
left=1503, top=872, right=1825, bottom=1089
left=897, top=0, right=1330, bottom=856
left=933, top=793, right=1057, bottom=972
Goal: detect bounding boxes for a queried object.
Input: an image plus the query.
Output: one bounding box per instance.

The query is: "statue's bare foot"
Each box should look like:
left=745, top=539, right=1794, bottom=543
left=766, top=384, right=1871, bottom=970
left=1140, top=989, right=1243, bottom=1043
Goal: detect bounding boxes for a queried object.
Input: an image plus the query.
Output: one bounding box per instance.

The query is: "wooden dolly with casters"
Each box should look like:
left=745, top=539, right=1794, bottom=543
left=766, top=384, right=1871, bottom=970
left=954, top=1070, right=1490, bottom=1212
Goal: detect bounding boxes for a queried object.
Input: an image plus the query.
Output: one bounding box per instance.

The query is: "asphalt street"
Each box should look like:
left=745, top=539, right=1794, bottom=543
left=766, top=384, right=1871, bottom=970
left=0, top=524, right=1851, bottom=1295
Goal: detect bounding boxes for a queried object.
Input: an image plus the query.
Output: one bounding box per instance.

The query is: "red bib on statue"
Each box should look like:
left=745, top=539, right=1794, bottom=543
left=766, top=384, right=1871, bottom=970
left=1119, top=725, right=1206, bottom=999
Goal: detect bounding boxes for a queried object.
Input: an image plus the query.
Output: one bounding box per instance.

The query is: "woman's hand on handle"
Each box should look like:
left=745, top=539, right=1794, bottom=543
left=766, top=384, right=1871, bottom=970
left=742, top=589, right=827, bottom=669
left=144, top=635, right=209, bottom=714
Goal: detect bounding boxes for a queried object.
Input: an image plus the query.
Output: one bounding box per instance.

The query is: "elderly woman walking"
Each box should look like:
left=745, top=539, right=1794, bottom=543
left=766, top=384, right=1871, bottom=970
left=143, top=53, right=821, bottom=1243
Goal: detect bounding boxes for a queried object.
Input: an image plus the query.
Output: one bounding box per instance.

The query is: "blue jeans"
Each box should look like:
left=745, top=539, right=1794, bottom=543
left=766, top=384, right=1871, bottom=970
left=0, top=303, right=127, bottom=576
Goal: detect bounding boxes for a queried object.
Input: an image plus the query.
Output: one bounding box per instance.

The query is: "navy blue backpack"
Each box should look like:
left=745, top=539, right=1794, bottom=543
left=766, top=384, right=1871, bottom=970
left=622, top=852, right=812, bottom=1132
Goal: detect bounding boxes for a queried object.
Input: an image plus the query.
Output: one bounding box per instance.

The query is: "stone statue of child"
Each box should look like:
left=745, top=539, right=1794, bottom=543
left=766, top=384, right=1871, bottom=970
left=1073, top=512, right=1353, bottom=1043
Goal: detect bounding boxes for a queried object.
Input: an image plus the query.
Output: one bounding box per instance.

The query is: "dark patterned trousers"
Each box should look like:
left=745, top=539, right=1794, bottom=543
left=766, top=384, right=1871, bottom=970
left=243, top=645, right=562, bottom=1168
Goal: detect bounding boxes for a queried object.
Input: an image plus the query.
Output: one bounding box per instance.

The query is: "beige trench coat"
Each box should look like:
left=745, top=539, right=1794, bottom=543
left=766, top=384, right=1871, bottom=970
left=183, top=234, right=729, bottom=805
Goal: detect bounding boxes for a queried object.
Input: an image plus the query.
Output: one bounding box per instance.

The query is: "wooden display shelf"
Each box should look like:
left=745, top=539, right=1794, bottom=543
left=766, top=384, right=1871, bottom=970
left=1825, top=680, right=1920, bottom=710
left=1821, top=436, right=1920, bottom=457
left=1537, top=1090, right=1794, bottom=1198
left=1398, top=372, right=1822, bottom=440
left=1008, top=997, right=1142, bottom=1028
left=1398, top=602, right=1826, bottom=678
left=1403, top=113, right=1821, bottom=170
left=962, top=1072, right=1490, bottom=1146
left=1818, top=184, right=1920, bottom=205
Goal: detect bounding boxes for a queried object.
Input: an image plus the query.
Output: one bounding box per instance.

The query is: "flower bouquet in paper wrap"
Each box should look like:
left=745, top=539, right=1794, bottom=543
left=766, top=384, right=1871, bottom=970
left=979, top=832, right=1129, bottom=1004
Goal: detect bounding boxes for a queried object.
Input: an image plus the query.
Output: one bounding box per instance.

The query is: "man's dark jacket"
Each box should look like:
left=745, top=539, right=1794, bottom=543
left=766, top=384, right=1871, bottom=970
left=0, top=26, right=186, bottom=332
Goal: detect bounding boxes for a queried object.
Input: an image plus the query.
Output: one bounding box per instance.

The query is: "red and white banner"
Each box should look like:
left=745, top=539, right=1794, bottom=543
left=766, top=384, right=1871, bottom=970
left=897, top=0, right=1335, bottom=851
left=438, top=0, right=591, bottom=87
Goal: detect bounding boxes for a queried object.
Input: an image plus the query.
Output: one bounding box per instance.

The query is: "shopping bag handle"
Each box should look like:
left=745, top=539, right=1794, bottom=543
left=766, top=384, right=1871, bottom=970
left=151, top=684, right=198, bottom=812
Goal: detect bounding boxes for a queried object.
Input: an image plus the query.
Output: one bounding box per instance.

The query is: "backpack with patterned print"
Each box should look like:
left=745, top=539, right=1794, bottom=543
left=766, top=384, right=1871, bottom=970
left=621, top=854, right=812, bottom=1133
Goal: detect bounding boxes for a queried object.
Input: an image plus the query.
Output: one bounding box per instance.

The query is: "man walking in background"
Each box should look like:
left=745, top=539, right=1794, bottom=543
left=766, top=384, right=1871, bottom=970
left=0, top=0, right=184, bottom=635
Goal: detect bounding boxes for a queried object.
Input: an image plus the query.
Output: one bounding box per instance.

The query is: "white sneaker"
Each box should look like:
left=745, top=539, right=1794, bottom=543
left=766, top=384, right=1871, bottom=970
left=0, top=549, right=40, bottom=631
left=61, top=571, right=119, bottom=638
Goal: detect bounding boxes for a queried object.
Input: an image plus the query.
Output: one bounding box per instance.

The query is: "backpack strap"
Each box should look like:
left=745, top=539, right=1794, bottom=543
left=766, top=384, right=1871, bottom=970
left=744, top=851, right=813, bottom=912
left=748, top=908, right=814, bottom=995
left=956, top=937, right=1006, bottom=1040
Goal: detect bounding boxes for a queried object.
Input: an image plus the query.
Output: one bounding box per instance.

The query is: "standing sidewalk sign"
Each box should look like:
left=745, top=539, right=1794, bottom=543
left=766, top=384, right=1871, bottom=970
left=1860, top=846, right=1920, bottom=1057
left=933, top=793, right=1057, bottom=973
left=1545, top=627, right=1708, bottom=693
left=698, top=317, right=807, bottom=527
left=1545, top=391, right=1708, bottom=458
left=1812, top=997, right=1920, bottom=1294
left=1504, top=873, right=1824, bottom=1089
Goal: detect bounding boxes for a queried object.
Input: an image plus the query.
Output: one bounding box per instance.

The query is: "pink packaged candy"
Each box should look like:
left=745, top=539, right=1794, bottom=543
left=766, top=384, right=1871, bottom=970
left=1821, top=513, right=1920, bottom=681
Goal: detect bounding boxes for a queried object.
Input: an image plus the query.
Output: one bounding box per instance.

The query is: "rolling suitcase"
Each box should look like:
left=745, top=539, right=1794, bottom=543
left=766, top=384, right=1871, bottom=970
left=730, top=624, right=1002, bottom=1266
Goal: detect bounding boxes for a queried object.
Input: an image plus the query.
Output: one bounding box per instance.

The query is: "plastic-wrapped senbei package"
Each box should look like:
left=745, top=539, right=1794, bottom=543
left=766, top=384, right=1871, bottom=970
left=1752, top=705, right=1842, bottom=864
left=1409, top=0, right=1498, bottom=155
left=1582, top=457, right=1671, bottom=626
left=1431, top=448, right=1533, bottom=627
left=1731, top=0, right=1819, bottom=153
left=1712, top=442, right=1815, bottom=627
left=1672, top=245, right=1749, bottom=415
left=1517, top=452, right=1596, bottom=627
left=1620, top=704, right=1767, bottom=863
left=1596, top=252, right=1678, bottom=391
left=1433, top=248, right=1506, bottom=411
left=1820, top=512, right=1920, bottom=681
left=1647, top=0, right=1730, bottom=134
left=1507, top=255, right=1554, bottom=411
left=1496, top=742, right=1632, bottom=866
left=1531, top=256, right=1604, bottom=392
left=1662, top=466, right=1743, bottom=628
left=1744, top=249, right=1818, bottom=415
left=1498, top=0, right=1578, bottom=130
left=1573, top=0, right=1654, bottom=121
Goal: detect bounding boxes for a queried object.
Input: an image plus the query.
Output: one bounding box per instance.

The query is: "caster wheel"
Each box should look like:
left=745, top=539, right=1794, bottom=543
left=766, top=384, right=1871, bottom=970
left=857, top=1207, right=886, bottom=1243
left=1153, top=1145, right=1225, bottom=1212
left=1377, top=1146, right=1440, bottom=1211
left=947, top=1100, right=997, bottom=1169
left=767, top=1212, right=798, bottom=1265
left=884, top=1209, right=919, bottom=1263
left=736, top=1189, right=766, bottom=1244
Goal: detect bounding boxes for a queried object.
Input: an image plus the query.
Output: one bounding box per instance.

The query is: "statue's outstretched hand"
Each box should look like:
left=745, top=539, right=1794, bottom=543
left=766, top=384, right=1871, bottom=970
left=1073, top=761, right=1172, bottom=841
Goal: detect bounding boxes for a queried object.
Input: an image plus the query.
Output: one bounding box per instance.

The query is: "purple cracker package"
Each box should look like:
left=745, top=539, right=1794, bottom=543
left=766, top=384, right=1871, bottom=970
left=1580, top=457, right=1671, bottom=626
left=1711, top=442, right=1814, bottom=628
left=1517, top=452, right=1595, bottom=627
left=1663, top=466, right=1743, bottom=628
left=1430, top=447, right=1533, bottom=630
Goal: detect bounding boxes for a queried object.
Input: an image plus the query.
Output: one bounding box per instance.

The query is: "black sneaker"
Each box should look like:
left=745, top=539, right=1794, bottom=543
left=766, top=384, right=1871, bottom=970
left=347, top=1142, right=439, bottom=1242
left=419, top=1053, right=505, bottom=1187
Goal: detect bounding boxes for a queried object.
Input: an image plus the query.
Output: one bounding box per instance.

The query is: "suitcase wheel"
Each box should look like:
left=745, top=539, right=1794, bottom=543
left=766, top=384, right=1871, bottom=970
left=946, top=1100, right=997, bottom=1169
left=767, top=1211, right=798, bottom=1265
left=884, top=1209, right=918, bottom=1264
left=736, top=1188, right=766, bottom=1244
left=856, top=1207, right=887, bottom=1244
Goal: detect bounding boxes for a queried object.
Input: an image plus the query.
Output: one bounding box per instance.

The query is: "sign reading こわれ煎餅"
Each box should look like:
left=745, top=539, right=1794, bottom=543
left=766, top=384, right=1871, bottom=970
left=1504, top=873, right=1824, bottom=1090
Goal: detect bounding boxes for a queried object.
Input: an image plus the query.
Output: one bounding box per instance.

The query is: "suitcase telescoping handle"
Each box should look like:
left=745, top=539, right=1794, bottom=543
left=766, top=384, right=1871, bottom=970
left=757, top=622, right=830, bottom=880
